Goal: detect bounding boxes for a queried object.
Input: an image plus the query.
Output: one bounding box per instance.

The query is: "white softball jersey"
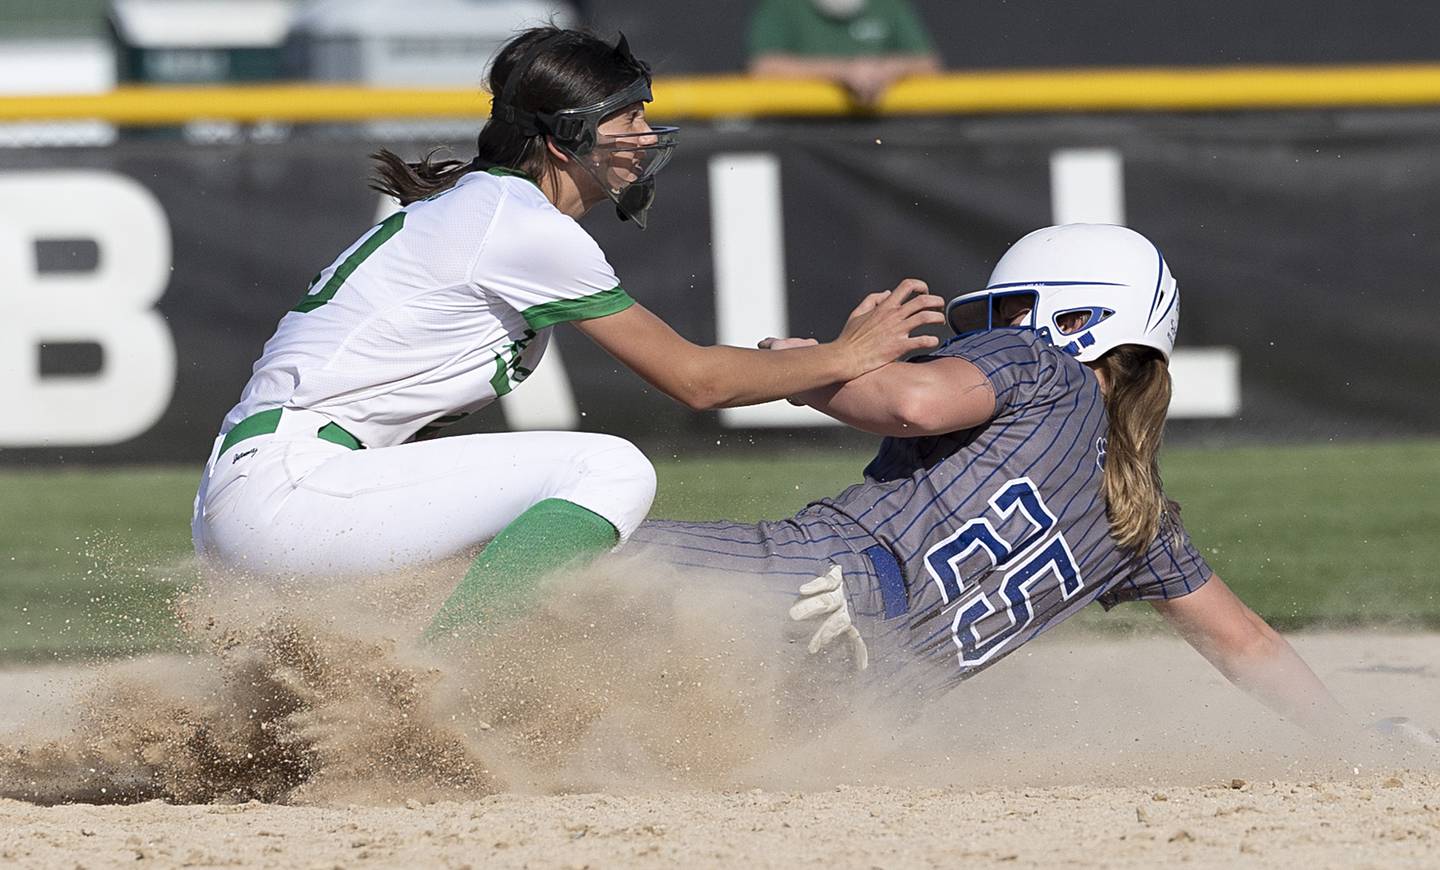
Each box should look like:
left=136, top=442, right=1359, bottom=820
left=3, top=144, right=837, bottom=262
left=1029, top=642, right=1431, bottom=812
left=225, top=168, right=635, bottom=448
left=192, top=169, right=657, bottom=578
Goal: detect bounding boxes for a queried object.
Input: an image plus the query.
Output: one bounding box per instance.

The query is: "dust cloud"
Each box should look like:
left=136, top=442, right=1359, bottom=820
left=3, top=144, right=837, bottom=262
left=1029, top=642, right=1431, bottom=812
left=0, top=555, right=1434, bottom=806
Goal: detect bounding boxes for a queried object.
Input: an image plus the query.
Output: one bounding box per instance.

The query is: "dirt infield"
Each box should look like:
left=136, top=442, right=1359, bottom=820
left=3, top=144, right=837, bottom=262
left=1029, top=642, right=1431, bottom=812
left=0, top=562, right=1436, bottom=868
left=1, top=770, right=1437, bottom=869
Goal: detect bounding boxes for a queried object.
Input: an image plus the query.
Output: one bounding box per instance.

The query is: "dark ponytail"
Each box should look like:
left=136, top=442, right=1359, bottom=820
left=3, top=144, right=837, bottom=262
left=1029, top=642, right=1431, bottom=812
left=370, top=26, right=649, bottom=205
left=368, top=148, right=475, bottom=205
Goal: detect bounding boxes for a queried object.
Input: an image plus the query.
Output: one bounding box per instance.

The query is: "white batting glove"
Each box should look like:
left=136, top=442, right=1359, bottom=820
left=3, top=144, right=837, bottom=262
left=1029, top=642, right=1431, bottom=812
left=788, top=565, right=869, bottom=672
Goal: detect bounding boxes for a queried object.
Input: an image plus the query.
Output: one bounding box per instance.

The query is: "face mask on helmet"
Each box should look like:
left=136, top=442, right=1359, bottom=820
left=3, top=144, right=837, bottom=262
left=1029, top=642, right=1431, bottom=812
left=944, top=224, right=1180, bottom=363
left=488, top=34, right=679, bottom=229
left=540, top=76, right=678, bottom=229
left=946, top=289, right=1039, bottom=335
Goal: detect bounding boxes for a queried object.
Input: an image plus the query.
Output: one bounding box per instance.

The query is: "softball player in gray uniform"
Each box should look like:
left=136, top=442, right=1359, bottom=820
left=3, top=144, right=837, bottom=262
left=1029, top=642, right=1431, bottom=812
left=633, top=225, right=1351, bottom=732
left=639, top=327, right=1181, bottom=684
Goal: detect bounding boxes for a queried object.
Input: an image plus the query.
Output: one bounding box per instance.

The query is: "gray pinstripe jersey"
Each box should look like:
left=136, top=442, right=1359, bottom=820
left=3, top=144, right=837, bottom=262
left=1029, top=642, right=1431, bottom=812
left=631, top=329, right=1212, bottom=689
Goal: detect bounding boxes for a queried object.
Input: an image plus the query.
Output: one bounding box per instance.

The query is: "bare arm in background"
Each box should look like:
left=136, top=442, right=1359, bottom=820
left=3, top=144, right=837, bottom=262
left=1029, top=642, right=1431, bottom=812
left=750, top=53, right=941, bottom=104
left=1152, top=575, right=1351, bottom=735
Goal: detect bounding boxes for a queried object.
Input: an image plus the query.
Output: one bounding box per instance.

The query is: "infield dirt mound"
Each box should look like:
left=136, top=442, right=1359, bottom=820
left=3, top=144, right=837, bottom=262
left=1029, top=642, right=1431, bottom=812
left=0, top=556, right=1436, bottom=808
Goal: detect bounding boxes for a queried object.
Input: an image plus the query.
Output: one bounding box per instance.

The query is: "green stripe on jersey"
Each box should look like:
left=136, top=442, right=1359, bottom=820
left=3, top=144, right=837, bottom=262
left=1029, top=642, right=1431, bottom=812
left=294, top=212, right=406, bottom=313
left=521, top=286, right=635, bottom=330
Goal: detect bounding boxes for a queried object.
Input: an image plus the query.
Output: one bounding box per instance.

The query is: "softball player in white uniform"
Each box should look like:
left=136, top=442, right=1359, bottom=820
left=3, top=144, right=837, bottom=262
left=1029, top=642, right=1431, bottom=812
left=191, top=27, right=945, bottom=636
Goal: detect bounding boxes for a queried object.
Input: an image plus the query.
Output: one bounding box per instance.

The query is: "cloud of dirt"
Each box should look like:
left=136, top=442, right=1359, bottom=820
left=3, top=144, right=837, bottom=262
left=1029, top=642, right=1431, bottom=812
left=0, top=554, right=1435, bottom=806
left=0, top=555, right=887, bottom=805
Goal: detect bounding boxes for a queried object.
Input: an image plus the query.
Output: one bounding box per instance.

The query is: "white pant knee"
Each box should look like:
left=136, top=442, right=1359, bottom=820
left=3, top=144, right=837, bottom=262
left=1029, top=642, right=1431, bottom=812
left=553, top=434, right=656, bottom=543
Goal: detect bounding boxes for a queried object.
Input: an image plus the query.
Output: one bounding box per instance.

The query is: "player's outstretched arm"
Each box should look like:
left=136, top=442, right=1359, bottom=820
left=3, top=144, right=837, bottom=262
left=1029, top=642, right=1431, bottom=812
left=1151, top=575, right=1350, bottom=735
left=575, top=279, right=944, bottom=411
left=770, top=352, right=995, bottom=437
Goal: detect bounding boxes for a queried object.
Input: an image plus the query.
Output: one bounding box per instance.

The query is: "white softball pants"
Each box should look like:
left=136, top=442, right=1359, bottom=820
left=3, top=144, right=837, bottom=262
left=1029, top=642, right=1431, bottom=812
left=191, top=409, right=657, bottom=578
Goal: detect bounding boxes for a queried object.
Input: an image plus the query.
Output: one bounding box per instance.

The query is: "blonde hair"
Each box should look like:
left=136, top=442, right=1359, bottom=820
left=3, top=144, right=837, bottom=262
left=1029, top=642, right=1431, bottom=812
left=1094, top=345, right=1173, bottom=554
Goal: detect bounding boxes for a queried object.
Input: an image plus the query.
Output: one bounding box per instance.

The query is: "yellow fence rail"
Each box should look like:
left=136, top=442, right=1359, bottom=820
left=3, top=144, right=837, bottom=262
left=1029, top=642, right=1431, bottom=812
left=5, top=64, right=1440, bottom=124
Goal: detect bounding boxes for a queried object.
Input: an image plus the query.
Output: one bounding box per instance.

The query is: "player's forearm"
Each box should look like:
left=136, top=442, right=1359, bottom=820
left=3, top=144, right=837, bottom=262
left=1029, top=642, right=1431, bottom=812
left=795, top=358, right=997, bottom=437
left=1209, top=628, right=1350, bottom=735
left=793, top=366, right=947, bottom=437
left=664, top=342, right=858, bottom=411
left=581, top=289, right=942, bottom=411
left=578, top=304, right=859, bottom=411
left=1155, top=581, right=1350, bottom=736
left=794, top=377, right=912, bottom=436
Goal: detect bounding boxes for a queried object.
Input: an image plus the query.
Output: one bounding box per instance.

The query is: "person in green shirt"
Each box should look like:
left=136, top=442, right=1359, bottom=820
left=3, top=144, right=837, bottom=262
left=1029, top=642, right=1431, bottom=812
left=748, top=0, right=941, bottom=104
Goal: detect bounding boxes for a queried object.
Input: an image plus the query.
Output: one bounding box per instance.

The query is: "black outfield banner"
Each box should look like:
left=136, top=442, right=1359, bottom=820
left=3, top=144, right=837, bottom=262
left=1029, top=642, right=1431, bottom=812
left=3, top=110, right=1440, bottom=463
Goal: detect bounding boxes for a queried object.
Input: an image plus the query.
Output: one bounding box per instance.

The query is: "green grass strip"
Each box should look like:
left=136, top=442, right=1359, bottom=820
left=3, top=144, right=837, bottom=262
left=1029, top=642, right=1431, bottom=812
left=1, top=439, right=1436, bottom=660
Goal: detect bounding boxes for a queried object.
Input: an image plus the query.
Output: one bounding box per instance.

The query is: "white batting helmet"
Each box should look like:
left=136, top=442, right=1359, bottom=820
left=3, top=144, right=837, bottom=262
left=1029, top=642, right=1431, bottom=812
left=945, top=224, right=1179, bottom=362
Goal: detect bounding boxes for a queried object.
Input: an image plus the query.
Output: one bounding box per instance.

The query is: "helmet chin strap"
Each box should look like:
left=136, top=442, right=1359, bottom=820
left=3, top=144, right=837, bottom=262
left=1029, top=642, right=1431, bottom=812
left=615, top=178, right=655, bottom=229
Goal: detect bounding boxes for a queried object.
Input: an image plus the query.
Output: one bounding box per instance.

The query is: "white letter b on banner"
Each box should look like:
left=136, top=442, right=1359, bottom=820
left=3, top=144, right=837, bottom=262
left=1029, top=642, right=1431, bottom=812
left=0, top=171, right=175, bottom=447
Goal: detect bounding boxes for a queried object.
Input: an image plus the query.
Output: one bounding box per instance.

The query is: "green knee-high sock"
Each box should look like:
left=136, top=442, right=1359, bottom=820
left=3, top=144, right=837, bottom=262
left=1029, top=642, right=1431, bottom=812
left=424, top=498, right=619, bottom=641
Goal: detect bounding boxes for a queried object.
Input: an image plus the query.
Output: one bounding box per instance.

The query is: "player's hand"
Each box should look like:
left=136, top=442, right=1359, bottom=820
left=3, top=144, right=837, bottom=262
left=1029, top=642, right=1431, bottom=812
left=788, top=565, right=868, bottom=672
left=1373, top=717, right=1440, bottom=749
left=758, top=336, right=820, bottom=351
left=832, top=278, right=943, bottom=378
